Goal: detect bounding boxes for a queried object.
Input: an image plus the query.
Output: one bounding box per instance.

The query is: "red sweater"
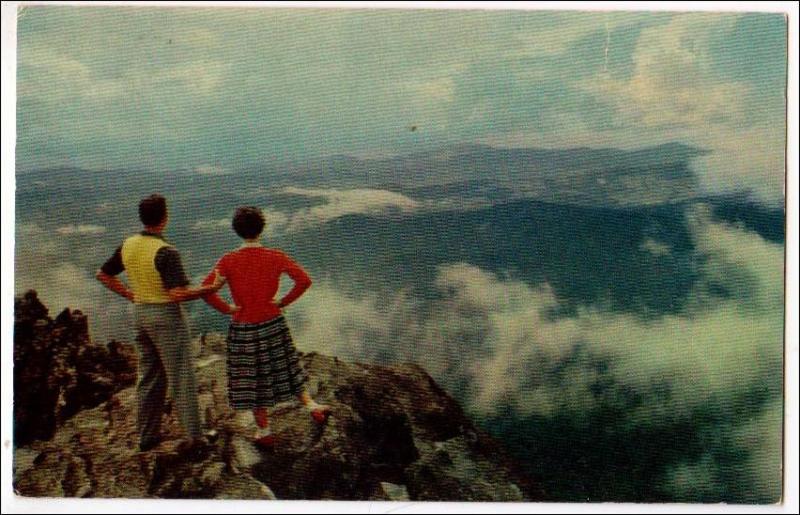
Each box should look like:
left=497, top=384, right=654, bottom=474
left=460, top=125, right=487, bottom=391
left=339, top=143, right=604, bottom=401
left=202, top=246, right=312, bottom=324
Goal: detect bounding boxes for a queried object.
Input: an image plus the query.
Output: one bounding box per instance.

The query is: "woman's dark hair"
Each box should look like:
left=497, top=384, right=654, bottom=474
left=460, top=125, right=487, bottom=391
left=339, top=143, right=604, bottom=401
left=139, top=194, right=167, bottom=226
left=232, top=206, right=265, bottom=239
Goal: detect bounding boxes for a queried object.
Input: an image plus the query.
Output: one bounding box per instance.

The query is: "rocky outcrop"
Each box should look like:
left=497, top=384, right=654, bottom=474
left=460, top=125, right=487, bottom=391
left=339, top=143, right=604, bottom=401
left=13, top=294, right=534, bottom=501
left=13, top=291, right=137, bottom=446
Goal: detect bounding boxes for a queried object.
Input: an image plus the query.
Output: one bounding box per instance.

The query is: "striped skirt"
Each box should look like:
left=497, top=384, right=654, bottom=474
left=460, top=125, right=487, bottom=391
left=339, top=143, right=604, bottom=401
left=226, top=315, right=308, bottom=410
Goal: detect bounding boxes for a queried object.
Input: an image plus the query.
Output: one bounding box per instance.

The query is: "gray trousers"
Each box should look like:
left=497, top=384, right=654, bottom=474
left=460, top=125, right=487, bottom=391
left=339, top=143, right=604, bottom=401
left=133, top=303, right=201, bottom=445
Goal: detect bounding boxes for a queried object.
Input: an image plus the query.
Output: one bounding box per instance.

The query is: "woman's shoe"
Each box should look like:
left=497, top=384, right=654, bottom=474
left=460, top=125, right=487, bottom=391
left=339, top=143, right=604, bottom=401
left=254, top=434, right=276, bottom=450
left=309, top=404, right=331, bottom=425
left=254, top=424, right=274, bottom=450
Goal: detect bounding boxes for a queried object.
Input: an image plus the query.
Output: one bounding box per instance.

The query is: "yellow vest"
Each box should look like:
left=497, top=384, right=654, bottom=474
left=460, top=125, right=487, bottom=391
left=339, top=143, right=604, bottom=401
left=121, top=234, right=172, bottom=304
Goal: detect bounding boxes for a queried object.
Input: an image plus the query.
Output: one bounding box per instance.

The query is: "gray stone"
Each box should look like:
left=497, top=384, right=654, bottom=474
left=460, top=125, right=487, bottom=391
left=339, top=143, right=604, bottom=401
left=379, top=482, right=410, bottom=501
left=13, top=295, right=536, bottom=501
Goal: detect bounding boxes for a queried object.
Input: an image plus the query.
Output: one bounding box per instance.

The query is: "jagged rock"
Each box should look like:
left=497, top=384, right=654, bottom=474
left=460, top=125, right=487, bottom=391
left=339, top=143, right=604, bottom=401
left=376, top=482, right=410, bottom=501
left=13, top=295, right=535, bottom=501
left=406, top=437, right=525, bottom=501
left=215, top=475, right=277, bottom=500
left=13, top=291, right=138, bottom=446
left=199, top=332, right=227, bottom=356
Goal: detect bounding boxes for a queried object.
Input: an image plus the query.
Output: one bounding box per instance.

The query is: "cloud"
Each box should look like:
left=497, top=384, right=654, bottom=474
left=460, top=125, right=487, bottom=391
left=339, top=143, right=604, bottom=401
left=15, top=224, right=133, bottom=343
left=665, top=398, right=782, bottom=503
left=292, top=209, right=783, bottom=414
left=194, top=208, right=289, bottom=237
left=19, top=39, right=228, bottom=104
left=18, top=43, right=125, bottom=101
left=689, top=124, right=786, bottom=206
left=259, top=208, right=291, bottom=236
left=18, top=222, right=46, bottom=237
left=589, top=14, right=745, bottom=129
left=15, top=8, right=785, bottom=207
left=193, top=219, right=229, bottom=230
left=640, top=238, right=672, bottom=257
left=55, top=224, right=107, bottom=235
left=194, top=164, right=231, bottom=176
left=161, top=60, right=228, bottom=97
left=288, top=208, right=783, bottom=501
left=580, top=13, right=785, bottom=205
left=479, top=13, right=785, bottom=206
left=509, top=11, right=651, bottom=60
left=191, top=188, right=421, bottom=236
left=402, top=76, right=455, bottom=103
left=280, top=187, right=421, bottom=231
left=444, top=210, right=783, bottom=442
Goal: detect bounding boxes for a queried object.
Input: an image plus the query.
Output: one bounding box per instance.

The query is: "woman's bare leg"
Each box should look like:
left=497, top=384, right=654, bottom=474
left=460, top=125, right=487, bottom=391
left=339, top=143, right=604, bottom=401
left=253, top=407, right=269, bottom=429
left=252, top=407, right=274, bottom=448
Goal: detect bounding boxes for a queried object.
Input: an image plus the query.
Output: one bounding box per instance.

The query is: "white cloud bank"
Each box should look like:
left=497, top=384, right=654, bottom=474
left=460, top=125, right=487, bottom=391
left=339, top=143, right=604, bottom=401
left=485, top=13, right=785, bottom=206
left=587, top=14, right=785, bottom=205
left=15, top=224, right=133, bottom=343
left=195, top=164, right=231, bottom=176
left=55, top=224, right=107, bottom=235
left=281, top=187, right=421, bottom=229
left=194, top=187, right=421, bottom=236
left=288, top=208, right=784, bottom=501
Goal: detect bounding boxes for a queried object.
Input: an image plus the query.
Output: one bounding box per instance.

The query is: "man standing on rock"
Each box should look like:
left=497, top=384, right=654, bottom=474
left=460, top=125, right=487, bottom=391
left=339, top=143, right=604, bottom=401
left=96, top=194, right=225, bottom=452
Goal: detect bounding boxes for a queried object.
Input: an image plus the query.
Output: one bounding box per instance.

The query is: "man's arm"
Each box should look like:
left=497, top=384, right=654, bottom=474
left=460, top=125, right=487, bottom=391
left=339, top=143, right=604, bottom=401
left=155, top=246, right=225, bottom=304
left=167, top=282, right=224, bottom=303
left=96, top=246, right=134, bottom=302
left=96, top=270, right=134, bottom=302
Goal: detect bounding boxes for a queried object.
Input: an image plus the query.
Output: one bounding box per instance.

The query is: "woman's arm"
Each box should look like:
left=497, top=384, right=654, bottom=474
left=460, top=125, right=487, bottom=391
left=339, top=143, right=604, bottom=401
left=276, top=259, right=312, bottom=309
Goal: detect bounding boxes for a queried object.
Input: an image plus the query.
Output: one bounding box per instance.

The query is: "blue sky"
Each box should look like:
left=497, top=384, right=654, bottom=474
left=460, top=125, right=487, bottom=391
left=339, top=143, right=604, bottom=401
left=16, top=6, right=787, bottom=202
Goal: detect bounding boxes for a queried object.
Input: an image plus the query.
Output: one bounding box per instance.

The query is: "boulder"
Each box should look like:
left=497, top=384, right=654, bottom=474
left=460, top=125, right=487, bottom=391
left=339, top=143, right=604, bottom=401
left=13, top=291, right=137, bottom=446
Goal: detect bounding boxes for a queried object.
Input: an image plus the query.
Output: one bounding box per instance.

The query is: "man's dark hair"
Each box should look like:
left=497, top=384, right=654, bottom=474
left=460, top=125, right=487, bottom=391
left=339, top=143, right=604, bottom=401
left=232, top=206, right=265, bottom=239
left=139, top=194, right=167, bottom=226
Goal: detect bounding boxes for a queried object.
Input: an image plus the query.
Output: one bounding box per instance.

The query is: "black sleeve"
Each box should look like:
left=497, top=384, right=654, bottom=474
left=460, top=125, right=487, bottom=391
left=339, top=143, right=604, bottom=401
left=154, top=247, right=190, bottom=289
left=100, top=246, right=124, bottom=276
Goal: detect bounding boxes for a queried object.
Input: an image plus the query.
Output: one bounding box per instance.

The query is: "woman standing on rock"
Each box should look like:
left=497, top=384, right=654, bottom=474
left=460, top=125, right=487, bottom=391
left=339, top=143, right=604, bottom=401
left=201, top=206, right=330, bottom=449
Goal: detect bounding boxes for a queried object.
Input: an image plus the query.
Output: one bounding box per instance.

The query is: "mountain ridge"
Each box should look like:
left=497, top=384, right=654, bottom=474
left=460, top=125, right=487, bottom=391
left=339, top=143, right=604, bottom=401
left=12, top=291, right=537, bottom=501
